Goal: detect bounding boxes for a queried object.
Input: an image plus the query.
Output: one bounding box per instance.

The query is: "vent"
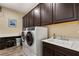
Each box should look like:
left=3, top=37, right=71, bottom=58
left=0, top=6, right=2, bottom=12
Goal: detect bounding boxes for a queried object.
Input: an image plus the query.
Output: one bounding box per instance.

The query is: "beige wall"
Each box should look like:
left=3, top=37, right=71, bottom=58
left=47, top=21, right=79, bottom=39
left=0, top=7, right=23, bottom=37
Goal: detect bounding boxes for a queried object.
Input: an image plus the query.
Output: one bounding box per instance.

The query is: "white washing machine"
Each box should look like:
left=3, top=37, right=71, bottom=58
left=21, top=30, right=28, bottom=55
left=22, top=26, right=48, bottom=56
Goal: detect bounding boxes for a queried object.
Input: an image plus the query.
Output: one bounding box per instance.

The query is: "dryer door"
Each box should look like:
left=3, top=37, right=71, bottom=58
left=26, top=31, right=34, bottom=46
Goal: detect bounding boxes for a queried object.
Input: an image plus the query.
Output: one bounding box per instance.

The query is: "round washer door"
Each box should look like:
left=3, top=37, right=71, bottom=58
left=26, top=31, right=34, bottom=46
left=21, top=31, right=25, bottom=42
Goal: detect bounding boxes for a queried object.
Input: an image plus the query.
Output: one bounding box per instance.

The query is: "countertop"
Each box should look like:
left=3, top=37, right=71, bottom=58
left=0, top=33, right=21, bottom=38
left=42, top=38, right=79, bottom=52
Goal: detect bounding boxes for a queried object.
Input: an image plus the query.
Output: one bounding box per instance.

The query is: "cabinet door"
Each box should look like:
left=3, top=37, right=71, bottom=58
left=26, top=14, right=29, bottom=27
left=23, top=14, right=30, bottom=28
left=54, top=50, right=66, bottom=56
left=28, top=11, right=34, bottom=27
left=41, top=3, right=53, bottom=25
left=53, top=3, right=77, bottom=23
left=43, top=47, right=54, bottom=56
left=76, top=3, right=79, bottom=19
left=33, top=4, right=41, bottom=26
left=43, top=42, right=55, bottom=56
left=23, top=16, right=26, bottom=30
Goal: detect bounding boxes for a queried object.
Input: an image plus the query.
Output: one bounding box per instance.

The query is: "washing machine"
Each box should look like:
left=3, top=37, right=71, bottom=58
left=22, top=26, right=48, bottom=56
left=21, top=30, right=28, bottom=55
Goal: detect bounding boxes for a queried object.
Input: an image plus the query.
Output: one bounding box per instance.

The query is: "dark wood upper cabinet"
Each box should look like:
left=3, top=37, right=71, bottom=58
left=23, top=3, right=78, bottom=29
left=40, top=3, right=53, bottom=25
left=53, top=3, right=77, bottom=23
left=33, top=4, right=41, bottom=26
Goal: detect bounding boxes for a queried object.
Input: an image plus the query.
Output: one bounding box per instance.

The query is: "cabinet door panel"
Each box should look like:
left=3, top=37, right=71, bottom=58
left=54, top=52, right=65, bottom=56
left=26, top=15, right=29, bottom=27
left=28, top=11, right=34, bottom=27
left=53, top=3, right=77, bottom=23
left=23, top=16, right=28, bottom=30
left=43, top=47, right=54, bottom=56
left=41, top=3, right=53, bottom=25
left=33, top=4, right=41, bottom=26
left=76, top=3, right=79, bottom=19
left=23, top=17, right=26, bottom=29
left=56, top=3, right=74, bottom=19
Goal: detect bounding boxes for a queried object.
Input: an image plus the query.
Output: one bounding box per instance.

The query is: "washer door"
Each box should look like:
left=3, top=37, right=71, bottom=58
left=21, top=31, right=25, bottom=42
left=26, top=31, right=34, bottom=46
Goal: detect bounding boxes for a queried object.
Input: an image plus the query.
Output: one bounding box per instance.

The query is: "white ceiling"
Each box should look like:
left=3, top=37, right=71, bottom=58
left=0, top=3, right=38, bottom=14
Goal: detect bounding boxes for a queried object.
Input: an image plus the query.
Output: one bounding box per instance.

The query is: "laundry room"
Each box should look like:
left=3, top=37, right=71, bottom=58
left=0, top=0, right=79, bottom=57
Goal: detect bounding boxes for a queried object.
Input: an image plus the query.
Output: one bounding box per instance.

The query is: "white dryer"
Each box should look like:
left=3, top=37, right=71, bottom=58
left=23, top=26, right=48, bottom=56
